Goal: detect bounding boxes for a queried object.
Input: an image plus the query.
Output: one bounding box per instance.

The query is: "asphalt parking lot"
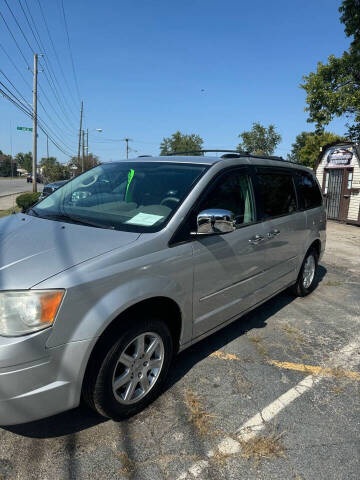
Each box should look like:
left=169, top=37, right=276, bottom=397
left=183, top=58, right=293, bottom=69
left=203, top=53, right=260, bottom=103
left=0, top=221, right=359, bottom=480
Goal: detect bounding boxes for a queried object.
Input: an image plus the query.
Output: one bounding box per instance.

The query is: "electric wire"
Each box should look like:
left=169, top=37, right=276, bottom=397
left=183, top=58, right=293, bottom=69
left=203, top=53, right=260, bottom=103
left=35, top=0, right=79, bottom=111
left=60, top=0, right=81, bottom=103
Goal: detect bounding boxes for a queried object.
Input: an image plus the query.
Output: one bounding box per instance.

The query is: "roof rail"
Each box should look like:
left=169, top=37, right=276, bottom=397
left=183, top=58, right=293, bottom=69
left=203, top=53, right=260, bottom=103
left=165, top=149, right=291, bottom=163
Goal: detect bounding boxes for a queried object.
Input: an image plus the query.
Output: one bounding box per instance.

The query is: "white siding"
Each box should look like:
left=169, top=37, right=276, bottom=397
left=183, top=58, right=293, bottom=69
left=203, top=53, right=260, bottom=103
left=316, top=144, right=360, bottom=222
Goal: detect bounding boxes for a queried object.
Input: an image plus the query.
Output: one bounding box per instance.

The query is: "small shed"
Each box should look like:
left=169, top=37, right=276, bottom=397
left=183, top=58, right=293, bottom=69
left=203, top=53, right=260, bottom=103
left=315, top=142, right=360, bottom=225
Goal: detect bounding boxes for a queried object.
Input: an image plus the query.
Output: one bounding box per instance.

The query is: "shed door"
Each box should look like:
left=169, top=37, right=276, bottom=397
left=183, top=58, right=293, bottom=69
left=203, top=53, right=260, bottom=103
left=326, top=169, right=344, bottom=219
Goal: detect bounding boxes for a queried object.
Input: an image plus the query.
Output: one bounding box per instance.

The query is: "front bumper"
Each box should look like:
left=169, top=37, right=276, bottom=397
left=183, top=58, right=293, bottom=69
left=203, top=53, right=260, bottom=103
left=0, top=329, right=94, bottom=425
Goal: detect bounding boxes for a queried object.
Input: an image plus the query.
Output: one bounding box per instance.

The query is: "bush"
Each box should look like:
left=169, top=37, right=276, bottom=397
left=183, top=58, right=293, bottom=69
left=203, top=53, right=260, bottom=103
left=16, top=192, right=41, bottom=212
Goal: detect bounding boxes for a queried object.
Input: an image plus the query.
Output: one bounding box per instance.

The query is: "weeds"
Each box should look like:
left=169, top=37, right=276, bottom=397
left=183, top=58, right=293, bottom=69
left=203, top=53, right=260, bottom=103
left=184, top=389, right=215, bottom=436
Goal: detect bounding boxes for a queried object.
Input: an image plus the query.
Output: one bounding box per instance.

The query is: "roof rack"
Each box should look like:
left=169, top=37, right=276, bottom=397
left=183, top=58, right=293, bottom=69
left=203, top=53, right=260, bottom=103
left=165, top=149, right=290, bottom=163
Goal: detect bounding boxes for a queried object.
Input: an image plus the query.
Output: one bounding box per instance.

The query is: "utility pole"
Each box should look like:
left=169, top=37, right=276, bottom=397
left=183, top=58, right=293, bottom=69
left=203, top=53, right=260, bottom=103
left=123, top=138, right=133, bottom=159
left=46, top=134, right=49, bottom=161
left=77, top=101, right=83, bottom=165
left=81, top=129, right=85, bottom=172
left=32, top=53, right=38, bottom=193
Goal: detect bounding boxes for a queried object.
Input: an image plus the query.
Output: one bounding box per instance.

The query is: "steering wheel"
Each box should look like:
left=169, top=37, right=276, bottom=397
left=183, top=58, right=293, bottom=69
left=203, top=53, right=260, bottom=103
left=160, top=196, right=180, bottom=208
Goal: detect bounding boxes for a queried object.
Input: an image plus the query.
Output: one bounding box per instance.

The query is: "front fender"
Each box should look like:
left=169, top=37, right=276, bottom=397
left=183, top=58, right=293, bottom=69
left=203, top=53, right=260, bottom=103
left=40, top=242, right=194, bottom=348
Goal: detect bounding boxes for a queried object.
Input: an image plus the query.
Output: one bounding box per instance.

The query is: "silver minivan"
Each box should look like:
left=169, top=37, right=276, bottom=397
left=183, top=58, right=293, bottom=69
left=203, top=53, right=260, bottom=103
left=0, top=154, right=326, bottom=424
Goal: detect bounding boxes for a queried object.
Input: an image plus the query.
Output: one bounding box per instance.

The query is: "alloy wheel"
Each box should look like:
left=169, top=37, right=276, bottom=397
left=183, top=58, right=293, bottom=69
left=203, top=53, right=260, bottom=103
left=112, top=332, right=165, bottom=405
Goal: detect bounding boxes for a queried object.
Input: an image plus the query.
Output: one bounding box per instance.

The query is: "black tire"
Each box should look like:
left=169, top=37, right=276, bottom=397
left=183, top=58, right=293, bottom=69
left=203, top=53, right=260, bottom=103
left=83, top=317, right=173, bottom=420
left=290, top=247, right=318, bottom=297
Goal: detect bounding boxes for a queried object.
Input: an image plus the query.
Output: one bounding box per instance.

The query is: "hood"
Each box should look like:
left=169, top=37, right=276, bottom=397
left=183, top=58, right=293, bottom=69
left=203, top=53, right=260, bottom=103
left=0, top=214, right=140, bottom=289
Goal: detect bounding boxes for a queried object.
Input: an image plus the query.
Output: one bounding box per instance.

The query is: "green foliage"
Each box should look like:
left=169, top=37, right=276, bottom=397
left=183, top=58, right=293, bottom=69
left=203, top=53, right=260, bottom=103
left=41, top=157, right=70, bottom=183
left=15, top=152, right=32, bottom=173
left=296, top=132, right=346, bottom=168
left=0, top=155, right=16, bottom=177
left=69, top=153, right=100, bottom=175
left=301, top=0, right=360, bottom=141
left=40, top=157, right=57, bottom=168
left=16, top=192, right=41, bottom=212
left=160, top=131, right=203, bottom=156
left=287, top=132, right=315, bottom=162
left=237, top=122, right=282, bottom=156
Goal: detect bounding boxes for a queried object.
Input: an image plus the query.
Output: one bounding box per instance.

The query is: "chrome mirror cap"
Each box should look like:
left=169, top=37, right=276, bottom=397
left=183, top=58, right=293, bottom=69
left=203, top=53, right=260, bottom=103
left=193, top=209, right=236, bottom=235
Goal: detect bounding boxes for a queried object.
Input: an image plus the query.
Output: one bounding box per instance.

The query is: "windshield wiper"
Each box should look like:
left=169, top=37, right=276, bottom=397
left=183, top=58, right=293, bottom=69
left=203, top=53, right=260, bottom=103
left=41, top=213, right=115, bottom=230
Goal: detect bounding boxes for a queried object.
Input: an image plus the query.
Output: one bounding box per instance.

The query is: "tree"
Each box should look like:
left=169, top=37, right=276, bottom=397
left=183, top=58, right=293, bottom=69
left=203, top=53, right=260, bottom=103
left=237, top=122, right=282, bottom=156
left=15, top=152, right=32, bottom=173
left=301, top=0, right=360, bottom=141
left=41, top=157, right=70, bottom=183
left=287, top=132, right=316, bottom=162
left=69, top=153, right=100, bottom=176
left=160, top=131, right=203, bottom=155
left=295, top=132, right=346, bottom=169
left=0, top=154, right=16, bottom=177
left=40, top=157, right=57, bottom=169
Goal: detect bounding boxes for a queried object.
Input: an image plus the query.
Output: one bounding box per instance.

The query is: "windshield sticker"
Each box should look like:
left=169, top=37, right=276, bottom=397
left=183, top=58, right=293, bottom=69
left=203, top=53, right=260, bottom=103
left=125, top=213, right=164, bottom=226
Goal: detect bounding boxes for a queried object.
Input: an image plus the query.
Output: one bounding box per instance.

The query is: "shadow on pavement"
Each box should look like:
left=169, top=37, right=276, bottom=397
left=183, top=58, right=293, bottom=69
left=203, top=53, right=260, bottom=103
left=4, top=265, right=327, bottom=439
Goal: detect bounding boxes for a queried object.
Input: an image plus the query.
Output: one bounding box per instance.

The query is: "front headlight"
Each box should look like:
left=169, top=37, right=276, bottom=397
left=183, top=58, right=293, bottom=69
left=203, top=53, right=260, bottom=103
left=0, top=290, right=64, bottom=337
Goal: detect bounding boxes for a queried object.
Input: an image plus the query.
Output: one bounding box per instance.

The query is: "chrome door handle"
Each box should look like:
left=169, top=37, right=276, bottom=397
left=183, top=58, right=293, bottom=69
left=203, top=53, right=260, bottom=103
left=249, top=234, right=264, bottom=245
left=267, top=229, right=280, bottom=239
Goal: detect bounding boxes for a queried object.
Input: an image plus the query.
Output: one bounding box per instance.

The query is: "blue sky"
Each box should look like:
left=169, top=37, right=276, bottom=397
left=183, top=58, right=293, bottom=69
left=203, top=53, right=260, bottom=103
left=0, top=0, right=351, bottom=162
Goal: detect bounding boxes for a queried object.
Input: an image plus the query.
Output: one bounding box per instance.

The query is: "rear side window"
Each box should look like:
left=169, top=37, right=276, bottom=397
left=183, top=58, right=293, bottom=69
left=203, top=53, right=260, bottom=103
left=297, top=172, right=323, bottom=210
left=257, top=172, right=297, bottom=219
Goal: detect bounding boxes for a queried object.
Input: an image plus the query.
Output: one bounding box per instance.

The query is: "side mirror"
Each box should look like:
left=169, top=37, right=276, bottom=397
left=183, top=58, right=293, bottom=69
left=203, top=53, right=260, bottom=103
left=192, top=209, right=236, bottom=235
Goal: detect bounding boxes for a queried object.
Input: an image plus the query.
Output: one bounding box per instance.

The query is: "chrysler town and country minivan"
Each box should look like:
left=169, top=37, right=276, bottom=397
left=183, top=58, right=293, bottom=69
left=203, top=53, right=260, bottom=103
left=0, top=154, right=326, bottom=424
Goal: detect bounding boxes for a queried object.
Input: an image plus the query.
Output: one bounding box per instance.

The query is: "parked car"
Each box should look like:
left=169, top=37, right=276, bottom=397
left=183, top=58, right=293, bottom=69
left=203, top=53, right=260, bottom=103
left=26, top=173, right=42, bottom=183
left=0, top=154, right=326, bottom=425
left=40, top=179, right=69, bottom=199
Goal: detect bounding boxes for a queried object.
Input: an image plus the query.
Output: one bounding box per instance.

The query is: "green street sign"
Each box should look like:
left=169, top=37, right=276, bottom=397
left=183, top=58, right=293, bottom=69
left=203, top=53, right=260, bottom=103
left=17, top=126, right=32, bottom=132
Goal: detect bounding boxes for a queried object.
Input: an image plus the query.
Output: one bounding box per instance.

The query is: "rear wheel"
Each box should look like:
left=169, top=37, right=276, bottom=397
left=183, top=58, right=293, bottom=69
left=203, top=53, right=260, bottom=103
left=83, top=318, right=173, bottom=420
left=291, top=247, right=318, bottom=297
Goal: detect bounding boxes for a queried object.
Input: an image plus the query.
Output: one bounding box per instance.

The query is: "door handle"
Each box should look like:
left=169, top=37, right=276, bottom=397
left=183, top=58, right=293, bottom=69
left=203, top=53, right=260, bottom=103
left=249, top=234, right=265, bottom=245
left=267, top=229, right=280, bottom=239
left=343, top=194, right=350, bottom=199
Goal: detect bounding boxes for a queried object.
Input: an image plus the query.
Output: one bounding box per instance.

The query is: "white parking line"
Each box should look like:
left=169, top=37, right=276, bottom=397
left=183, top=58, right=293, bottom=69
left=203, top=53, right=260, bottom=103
left=177, top=336, right=360, bottom=479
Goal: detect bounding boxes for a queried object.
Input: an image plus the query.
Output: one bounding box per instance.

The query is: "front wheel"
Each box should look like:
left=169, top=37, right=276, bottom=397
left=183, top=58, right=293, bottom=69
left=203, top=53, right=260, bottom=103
left=291, top=248, right=318, bottom=297
left=83, top=318, right=173, bottom=420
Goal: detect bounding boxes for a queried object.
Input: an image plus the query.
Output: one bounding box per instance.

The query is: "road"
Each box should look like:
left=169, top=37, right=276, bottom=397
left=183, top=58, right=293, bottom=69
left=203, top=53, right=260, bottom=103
left=0, top=221, right=359, bottom=480
left=0, top=178, right=43, bottom=210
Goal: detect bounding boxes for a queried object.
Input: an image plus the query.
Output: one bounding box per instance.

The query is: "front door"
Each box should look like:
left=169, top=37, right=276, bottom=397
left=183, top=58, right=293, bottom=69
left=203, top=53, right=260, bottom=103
left=192, top=168, right=268, bottom=338
left=325, top=169, right=344, bottom=220
left=339, top=169, right=353, bottom=221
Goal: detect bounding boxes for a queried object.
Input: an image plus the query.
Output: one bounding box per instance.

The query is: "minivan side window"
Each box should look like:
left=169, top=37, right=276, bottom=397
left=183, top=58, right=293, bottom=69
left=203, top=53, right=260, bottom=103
left=296, top=172, right=323, bottom=210
left=257, top=172, right=297, bottom=219
left=199, top=171, right=255, bottom=225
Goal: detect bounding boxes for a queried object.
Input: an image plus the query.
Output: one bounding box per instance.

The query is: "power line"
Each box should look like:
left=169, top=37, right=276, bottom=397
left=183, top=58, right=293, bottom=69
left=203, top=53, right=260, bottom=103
left=1, top=2, right=78, bottom=138
left=0, top=81, right=76, bottom=157
left=35, top=0, right=79, bottom=111
left=0, top=9, right=32, bottom=70
left=3, top=0, right=35, bottom=54
left=15, top=0, right=79, bottom=128
left=60, top=0, right=81, bottom=103
left=21, top=0, right=79, bottom=120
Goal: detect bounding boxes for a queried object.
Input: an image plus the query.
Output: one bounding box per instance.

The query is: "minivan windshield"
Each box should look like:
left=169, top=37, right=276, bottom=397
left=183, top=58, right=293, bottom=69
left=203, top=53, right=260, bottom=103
left=31, top=162, right=207, bottom=232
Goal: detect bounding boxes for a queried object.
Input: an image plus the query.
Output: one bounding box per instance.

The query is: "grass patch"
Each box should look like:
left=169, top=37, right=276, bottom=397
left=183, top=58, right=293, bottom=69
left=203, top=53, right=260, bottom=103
left=325, top=280, right=341, bottom=287
left=184, top=389, right=214, bottom=436
left=282, top=324, right=305, bottom=343
left=240, top=431, right=286, bottom=462
left=210, top=350, right=241, bottom=361
left=0, top=206, right=20, bottom=218
left=117, top=452, right=135, bottom=477
left=249, top=336, right=268, bottom=358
